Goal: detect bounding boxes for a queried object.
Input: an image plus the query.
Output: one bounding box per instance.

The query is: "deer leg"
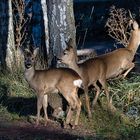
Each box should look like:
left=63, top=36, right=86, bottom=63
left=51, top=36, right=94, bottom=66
left=36, top=94, right=44, bottom=126
left=62, top=94, right=74, bottom=128
left=123, top=63, right=135, bottom=78
left=43, top=94, right=49, bottom=126
left=99, top=79, right=110, bottom=104
left=70, top=88, right=82, bottom=129
left=92, top=82, right=100, bottom=110
left=74, top=98, right=81, bottom=128
left=84, top=87, right=92, bottom=118
left=66, top=106, right=73, bottom=124
left=99, top=79, right=117, bottom=112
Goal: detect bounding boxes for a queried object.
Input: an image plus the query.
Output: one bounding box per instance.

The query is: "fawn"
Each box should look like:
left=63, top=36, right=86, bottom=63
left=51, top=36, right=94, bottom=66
left=23, top=48, right=82, bottom=129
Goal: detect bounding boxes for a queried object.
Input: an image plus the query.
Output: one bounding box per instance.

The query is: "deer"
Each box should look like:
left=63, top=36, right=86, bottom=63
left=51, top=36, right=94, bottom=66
left=60, top=20, right=140, bottom=118
left=60, top=40, right=109, bottom=118
left=23, top=48, right=82, bottom=129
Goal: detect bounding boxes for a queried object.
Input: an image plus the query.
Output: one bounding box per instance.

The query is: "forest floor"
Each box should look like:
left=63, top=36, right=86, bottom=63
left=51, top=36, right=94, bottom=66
left=1, top=72, right=140, bottom=140
left=0, top=116, right=96, bottom=140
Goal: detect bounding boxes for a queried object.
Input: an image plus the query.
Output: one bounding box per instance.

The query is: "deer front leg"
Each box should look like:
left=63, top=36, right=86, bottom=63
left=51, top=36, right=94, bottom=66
left=36, top=94, right=44, bottom=126
left=84, top=87, right=92, bottom=118
left=92, top=82, right=100, bottom=110
left=122, top=63, right=135, bottom=78
left=43, top=94, right=49, bottom=126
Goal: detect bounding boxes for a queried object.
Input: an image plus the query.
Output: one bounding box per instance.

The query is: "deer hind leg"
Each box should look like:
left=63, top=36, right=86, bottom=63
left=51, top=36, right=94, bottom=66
left=92, top=81, right=101, bottom=110
left=64, top=96, right=74, bottom=128
left=74, top=97, right=81, bottom=128
left=65, top=106, right=73, bottom=127
left=99, top=78, right=116, bottom=112
left=64, top=88, right=81, bottom=129
left=36, top=94, right=44, bottom=126
left=123, top=62, right=135, bottom=78
left=68, top=96, right=81, bottom=129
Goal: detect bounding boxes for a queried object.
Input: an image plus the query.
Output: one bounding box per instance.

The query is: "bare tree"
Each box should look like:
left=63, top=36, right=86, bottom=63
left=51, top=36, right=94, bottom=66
left=12, top=0, right=32, bottom=49
left=106, top=6, right=134, bottom=47
left=0, top=0, right=32, bottom=71
left=12, top=0, right=32, bottom=69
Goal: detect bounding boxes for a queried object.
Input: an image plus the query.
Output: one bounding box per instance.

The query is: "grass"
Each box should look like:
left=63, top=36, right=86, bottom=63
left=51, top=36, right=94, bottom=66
left=0, top=70, right=140, bottom=139
left=0, top=70, right=35, bottom=121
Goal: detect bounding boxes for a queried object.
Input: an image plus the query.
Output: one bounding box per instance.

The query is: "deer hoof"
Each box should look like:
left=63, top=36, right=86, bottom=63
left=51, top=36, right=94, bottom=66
left=34, top=123, right=39, bottom=128
left=63, top=123, right=67, bottom=129
left=72, top=125, right=75, bottom=129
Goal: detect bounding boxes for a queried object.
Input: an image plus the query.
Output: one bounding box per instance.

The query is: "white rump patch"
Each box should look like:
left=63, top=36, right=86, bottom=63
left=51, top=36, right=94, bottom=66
left=73, top=79, right=83, bottom=88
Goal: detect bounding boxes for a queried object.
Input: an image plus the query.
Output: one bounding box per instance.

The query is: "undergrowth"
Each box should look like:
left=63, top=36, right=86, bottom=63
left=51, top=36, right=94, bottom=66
left=80, top=72, right=140, bottom=139
left=0, top=70, right=140, bottom=139
left=109, top=73, right=140, bottom=127
left=0, top=70, right=35, bottom=121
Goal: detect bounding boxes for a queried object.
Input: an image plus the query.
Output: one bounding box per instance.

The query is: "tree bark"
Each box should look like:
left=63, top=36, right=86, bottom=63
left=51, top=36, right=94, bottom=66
left=6, top=0, right=16, bottom=71
left=0, top=0, right=9, bottom=70
left=0, top=0, right=23, bottom=71
left=47, top=0, right=76, bottom=67
left=41, top=0, right=50, bottom=61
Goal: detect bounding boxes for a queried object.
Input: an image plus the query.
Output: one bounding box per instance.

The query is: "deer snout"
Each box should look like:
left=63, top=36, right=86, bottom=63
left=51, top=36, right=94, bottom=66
left=57, top=56, right=65, bottom=64
left=57, top=57, right=62, bottom=63
left=25, top=60, right=33, bottom=69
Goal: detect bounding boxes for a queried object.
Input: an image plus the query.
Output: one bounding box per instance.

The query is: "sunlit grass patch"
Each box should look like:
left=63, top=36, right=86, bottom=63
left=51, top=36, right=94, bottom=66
left=0, top=70, right=34, bottom=98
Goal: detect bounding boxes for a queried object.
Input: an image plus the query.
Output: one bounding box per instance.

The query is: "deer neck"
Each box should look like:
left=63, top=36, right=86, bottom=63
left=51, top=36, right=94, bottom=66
left=127, top=32, right=139, bottom=55
left=69, top=60, right=82, bottom=77
left=24, top=66, right=35, bottom=82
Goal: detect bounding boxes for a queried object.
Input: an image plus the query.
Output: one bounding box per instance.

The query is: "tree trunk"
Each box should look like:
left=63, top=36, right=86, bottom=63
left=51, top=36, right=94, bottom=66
left=40, top=0, right=50, bottom=65
left=0, top=0, right=9, bottom=70
left=47, top=0, right=76, bottom=67
left=0, top=0, right=23, bottom=71
left=6, top=0, right=16, bottom=71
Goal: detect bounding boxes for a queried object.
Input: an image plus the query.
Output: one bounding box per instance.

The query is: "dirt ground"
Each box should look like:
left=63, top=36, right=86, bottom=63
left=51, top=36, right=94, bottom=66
left=0, top=117, right=95, bottom=140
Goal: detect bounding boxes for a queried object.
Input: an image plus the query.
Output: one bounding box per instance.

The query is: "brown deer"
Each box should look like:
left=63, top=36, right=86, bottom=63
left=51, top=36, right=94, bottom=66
left=60, top=20, right=140, bottom=117
left=60, top=40, right=109, bottom=118
left=23, top=48, right=82, bottom=129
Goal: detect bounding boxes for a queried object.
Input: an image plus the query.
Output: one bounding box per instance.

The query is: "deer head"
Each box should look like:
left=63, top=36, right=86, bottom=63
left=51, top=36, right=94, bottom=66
left=132, top=21, right=140, bottom=45
left=60, top=38, right=78, bottom=66
left=127, top=20, right=140, bottom=53
left=23, top=48, right=39, bottom=69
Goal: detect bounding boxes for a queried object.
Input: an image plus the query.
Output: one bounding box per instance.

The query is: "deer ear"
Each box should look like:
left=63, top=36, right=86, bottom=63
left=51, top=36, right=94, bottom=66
left=65, top=38, right=74, bottom=50
left=33, top=48, right=39, bottom=57
left=133, top=21, right=139, bottom=30
left=67, top=38, right=73, bottom=47
left=65, top=42, right=71, bottom=50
